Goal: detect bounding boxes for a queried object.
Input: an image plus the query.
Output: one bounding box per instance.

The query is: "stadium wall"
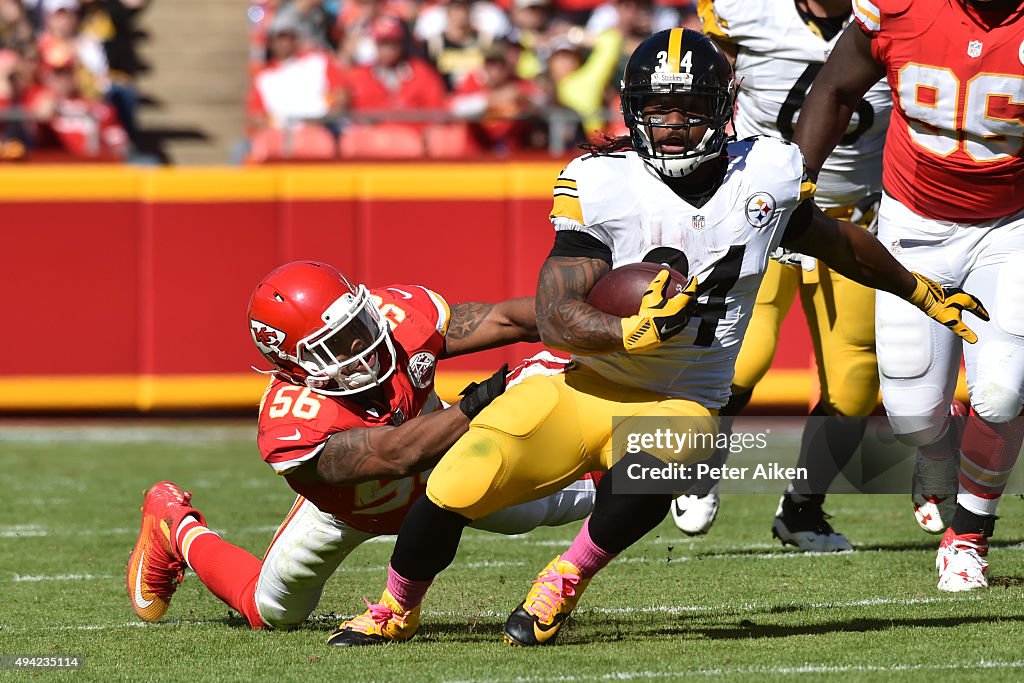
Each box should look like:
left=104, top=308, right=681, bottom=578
left=0, top=163, right=819, bottom=412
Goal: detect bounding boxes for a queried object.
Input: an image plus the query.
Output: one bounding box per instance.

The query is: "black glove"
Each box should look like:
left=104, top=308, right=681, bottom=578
left=458, top=364, right=509, bottom=419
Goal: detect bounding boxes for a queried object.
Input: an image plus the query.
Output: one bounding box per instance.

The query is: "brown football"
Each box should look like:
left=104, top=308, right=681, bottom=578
left=586, top=262, right=689, bottom=318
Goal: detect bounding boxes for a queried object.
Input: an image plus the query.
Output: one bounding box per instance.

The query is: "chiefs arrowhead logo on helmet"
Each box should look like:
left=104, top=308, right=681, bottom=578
left=250, top=320, right=285, bottom=354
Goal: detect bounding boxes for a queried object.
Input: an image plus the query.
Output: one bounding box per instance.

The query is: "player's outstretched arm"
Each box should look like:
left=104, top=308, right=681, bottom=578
left=793, top=23, right=886, bottom=178
left=442, top=298, right=540, bottom=358
left=286, top=366, right=509, bottom=486
left=535, top=255, right=623, bottom=354
left=783, top=202, right=989, bottom=343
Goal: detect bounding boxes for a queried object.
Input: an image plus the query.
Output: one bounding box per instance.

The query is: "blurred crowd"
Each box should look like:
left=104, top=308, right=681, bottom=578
left=0, top=0, right=146, bottom=161
left=246, top=0, right=700, bottom=161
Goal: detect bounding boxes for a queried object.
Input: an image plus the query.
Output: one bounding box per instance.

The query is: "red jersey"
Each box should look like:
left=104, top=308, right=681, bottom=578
left=854, top=0, right=1024, bottom=222
left=257, top=285, right=451, bottom=534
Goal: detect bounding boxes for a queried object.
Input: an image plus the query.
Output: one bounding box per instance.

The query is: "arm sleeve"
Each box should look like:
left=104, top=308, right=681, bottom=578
left=548, top=230, right=613, bottom=265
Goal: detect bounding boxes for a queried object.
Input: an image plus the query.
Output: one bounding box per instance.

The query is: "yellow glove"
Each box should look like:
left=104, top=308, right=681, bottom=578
left=907, top=272, right=990, bottom=344
left=621, top=270, right=698, bottom=353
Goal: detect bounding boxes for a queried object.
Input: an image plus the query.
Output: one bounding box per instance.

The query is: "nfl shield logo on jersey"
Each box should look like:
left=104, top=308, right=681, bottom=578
left=745, top=192, right=776, bottom=229
left=691, top=215, right=706, bottom=232
left=967, top=40, right=983, bottom=58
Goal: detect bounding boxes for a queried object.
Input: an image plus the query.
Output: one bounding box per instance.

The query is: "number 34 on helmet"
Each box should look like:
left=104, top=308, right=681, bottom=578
left=247, top=261, right=397, bottom=396
left=621, top=28, right=735, bottom=178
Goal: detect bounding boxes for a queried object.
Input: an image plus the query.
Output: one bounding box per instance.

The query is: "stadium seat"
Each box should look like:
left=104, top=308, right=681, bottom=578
left=423, top=123, right=481, bottom=159
left=339, top=124, right=426, bottom=159
left=249, top=125, right=337, bottom=162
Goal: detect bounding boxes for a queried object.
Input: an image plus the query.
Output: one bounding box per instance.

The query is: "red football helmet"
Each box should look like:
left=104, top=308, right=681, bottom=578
left=247, top=261, right=396, bottom=396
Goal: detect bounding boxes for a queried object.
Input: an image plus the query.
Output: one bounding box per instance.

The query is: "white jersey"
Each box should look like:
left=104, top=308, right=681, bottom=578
left=701, top=0, right=891, bottom=208
left=550, top=137, right=814, bottom=407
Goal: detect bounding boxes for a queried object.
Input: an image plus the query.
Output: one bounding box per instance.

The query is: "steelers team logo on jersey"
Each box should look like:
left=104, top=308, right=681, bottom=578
left=407, top=351, right=437, bottom=389
left=745, top=192, right=776, bottom=228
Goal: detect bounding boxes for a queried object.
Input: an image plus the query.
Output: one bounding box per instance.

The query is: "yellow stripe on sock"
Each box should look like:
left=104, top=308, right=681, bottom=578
left=180, top=525, right=216, bottom=567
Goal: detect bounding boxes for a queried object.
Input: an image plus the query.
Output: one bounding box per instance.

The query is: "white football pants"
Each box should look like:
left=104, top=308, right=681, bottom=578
left=875, top=193, right=1024, bottom=443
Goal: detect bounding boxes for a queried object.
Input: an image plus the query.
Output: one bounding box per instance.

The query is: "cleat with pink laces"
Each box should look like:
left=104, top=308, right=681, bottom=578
left=327, top=589, right=420, bottom=646
left=936, top=527, right=989, bottom=592
left=503, top=555, right=590, bottom=646
left=126, top=481, right=205, bottom=622
left=912, top=401, right=967, bottom=534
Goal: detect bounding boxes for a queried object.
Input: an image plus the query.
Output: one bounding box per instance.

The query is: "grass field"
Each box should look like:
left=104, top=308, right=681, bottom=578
left=4, top=420, right=1024, bottom=682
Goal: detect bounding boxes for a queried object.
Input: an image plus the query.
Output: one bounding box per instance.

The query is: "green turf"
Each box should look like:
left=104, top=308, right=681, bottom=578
left=3, top=421, right=1024, bottom=682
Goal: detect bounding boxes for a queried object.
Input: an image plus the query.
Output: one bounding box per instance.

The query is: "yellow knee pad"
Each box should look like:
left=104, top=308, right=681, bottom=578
left=426, top=429, right=508, bottom=521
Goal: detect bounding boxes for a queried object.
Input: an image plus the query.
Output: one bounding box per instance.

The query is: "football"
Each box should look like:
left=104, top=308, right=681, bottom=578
left=586, top=262, right=689, bottom=318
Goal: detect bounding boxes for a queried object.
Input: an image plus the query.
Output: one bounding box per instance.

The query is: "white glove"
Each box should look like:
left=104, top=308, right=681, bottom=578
left=770, top=247, right=816, bottom=272
left=850, top=191, right=882, bottom=235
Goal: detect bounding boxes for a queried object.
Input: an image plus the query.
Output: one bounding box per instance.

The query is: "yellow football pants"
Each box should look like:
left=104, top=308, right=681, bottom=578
left=733, top=207, right=879, bottom=416
left=426, top=363, right=718, bottom=521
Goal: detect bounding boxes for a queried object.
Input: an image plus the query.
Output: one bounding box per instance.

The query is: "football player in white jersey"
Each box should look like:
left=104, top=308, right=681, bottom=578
left=326, top=28, right=987, bottom=647
left=671, top=0, right=893, bottom=550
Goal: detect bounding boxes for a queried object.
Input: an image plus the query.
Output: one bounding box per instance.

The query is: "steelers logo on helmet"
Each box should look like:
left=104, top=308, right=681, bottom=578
left=620, top=28, right=735, bottom=178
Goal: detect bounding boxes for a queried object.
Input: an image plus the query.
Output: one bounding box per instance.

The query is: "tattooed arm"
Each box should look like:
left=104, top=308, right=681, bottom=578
left=535, top=256, right=623, bottom=354
left=286, top=408, right=470, bottom=486
left=441, top=297, right=539, bottom=358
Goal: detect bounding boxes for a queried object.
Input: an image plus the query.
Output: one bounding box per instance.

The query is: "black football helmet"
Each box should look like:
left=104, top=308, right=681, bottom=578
left=621, top=29, right=735, bottom=177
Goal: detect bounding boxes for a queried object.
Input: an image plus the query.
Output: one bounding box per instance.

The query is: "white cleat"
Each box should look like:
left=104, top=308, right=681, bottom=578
left=936, top=527, right=989, bottom=592
left=913, top=401, right=968, bottom=534
left=912, top=452, right=959, bottom=534
left=671, top=485, right=720, bottom=536
left=771, top=494, right=853, bottom=552
left=913, top=495, right=955, bottom=535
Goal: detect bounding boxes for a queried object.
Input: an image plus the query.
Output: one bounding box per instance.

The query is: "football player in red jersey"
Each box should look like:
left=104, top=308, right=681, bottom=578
left=126, top=261, right=597, bottom=628
left=795, top=0, right=1024, bottom=590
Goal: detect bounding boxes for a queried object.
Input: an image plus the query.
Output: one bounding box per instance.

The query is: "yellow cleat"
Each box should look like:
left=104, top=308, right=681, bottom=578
left=503, top=555, right=590, bottom=646
left=327, top=589, right=420, bottom=646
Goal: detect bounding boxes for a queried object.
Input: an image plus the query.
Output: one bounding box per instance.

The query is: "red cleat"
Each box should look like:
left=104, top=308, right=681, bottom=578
left=126, top=481, right=205, bottom=622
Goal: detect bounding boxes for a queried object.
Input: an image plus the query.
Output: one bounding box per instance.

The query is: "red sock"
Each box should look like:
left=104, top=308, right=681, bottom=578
left=958, top=411, right=1024, bottom=517
left=561, top=518, right=617, bottom=579
left=176, top=518, right=265, bottom=629
left=386, top=564, right=432, bottom=610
